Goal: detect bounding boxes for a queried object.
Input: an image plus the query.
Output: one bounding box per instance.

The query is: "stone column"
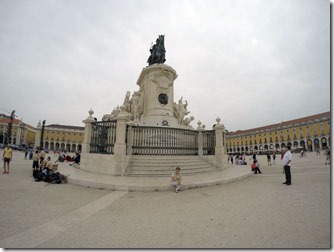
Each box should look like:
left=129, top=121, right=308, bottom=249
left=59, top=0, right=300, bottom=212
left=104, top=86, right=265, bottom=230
left=214, top=117, right=226, bottom=168
left=16, top=124, right=22, bottom=146
left=34, top=121, right=41, bottom=148
left=82, top=109, right=95, bottom=153
left=114, top=110, right=129, bottom=176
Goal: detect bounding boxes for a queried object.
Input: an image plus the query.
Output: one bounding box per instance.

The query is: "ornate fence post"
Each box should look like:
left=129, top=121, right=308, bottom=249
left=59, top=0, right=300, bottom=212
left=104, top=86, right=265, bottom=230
left=114, top=109, right=129, bottom=175
left=82, top=109, right=95, bottom=153
left=126, top=123, right=134, bottom=156
left=214, top=117, right=226, bottom=168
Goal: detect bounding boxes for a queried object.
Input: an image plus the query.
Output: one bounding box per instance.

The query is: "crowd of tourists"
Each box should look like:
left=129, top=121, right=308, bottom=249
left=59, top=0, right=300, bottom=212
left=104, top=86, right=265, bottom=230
left=1, top=144, right=82, bottom=184
left=2, top=143, right=330, bottom=192
left=227, top=147, right=330, bottom=185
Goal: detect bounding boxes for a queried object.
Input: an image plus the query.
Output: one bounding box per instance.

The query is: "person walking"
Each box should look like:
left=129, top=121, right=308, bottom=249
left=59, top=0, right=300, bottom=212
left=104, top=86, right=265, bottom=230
left=281, top=146, right=292, bottom=185
left=2, top=144, right=13, bottom=174
left=272, top=152, right=276, bottom=165
left=170, top=167, right=182, bottom=193
left=252, top=153, right=257, bottom=163
left=267, top=153, right=272, bottom=166
left=325, top=147, right=330, bottom=165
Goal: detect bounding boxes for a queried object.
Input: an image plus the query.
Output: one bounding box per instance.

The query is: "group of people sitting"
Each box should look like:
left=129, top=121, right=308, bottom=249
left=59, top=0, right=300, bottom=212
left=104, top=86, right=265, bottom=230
left=233, top=154, right=248, bottom=165
left=32, top=149, right=66, bottom=183
left=57, top=152, right=80, bottom=164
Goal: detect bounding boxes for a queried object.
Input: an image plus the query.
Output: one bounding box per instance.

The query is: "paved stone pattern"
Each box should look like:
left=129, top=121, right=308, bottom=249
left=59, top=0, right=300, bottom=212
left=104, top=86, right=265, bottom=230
left=0, top=151, right=330, bottom=248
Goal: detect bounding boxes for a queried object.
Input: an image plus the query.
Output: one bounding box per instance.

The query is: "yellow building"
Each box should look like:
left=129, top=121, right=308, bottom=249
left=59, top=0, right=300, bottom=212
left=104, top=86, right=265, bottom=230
left=227, top=111, right=330, bottom=154
left=35, top=123, right=84, bottom=152
left=0, top=114, right=36, bottom=147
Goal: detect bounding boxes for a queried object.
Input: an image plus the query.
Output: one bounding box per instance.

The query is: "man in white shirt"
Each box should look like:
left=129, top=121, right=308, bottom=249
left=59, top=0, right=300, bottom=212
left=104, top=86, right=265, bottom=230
left=170, top=167, right=182, bottom=193
left=281, top=145, right=292, bottom=185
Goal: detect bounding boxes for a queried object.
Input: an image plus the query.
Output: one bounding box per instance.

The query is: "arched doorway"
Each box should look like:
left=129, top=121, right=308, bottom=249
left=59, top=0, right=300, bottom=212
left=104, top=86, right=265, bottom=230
left=307, top=139, right=313, bottom=152
left=66, top=144, right=70, bottom=152
left=321, top=137, right=327, bottom=149
left=44, top=142, right=49, bottom=150
left=72, top=144, right=76, bottom=152
left=275, top=143, right=280, bottom=150
left=281, top=143, right=286, bottom=149
left=300, top=140, right=305, bottom=149
left=259, top=145, right=263, bottom=154
left=314, top=139, right=320, bottom=150
left=264, top=145, right=268, bottom=150
left=50, top=142, right=54, bottom=151
left=55, top=142, right=60, bottom=151
left=61, top=143, right=65, bottom=152
left=293, top=141, right=298, bottom=148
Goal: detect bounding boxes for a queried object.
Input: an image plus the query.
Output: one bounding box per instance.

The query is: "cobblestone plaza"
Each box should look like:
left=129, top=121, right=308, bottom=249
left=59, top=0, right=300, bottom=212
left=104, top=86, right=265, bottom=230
left=0, top=150, right=330, bottom=248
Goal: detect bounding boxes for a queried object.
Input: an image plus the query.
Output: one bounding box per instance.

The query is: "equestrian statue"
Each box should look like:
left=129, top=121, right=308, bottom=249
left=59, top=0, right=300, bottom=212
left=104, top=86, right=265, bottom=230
left=147, top=35, right=166, bottom=65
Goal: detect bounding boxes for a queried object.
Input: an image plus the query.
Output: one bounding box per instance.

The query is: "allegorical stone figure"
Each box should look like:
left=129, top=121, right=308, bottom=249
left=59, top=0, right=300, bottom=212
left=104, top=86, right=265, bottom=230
left=147, top=35, right=166, bottom=65
left=131, top=91, right=141, bottom=122
left=123, top=91, right=131, bottom=113
left=176, top=97, right=190, bottom=124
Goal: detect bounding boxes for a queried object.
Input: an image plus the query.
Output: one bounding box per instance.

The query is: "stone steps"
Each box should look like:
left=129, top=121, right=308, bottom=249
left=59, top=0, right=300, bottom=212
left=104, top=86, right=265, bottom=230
left=126, top=156, right=221, bottom=177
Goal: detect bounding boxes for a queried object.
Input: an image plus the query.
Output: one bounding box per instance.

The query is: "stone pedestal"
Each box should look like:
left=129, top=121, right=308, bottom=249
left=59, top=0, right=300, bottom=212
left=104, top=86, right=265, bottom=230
left=214, top=124, right=226, bottom=168
left=197, top=130, right=204, bottom=156
left=114, top=112, right=129, bottom=176
left=82, top=109, right=95, bottom=153
left=136, top=64, right=178, bottom=127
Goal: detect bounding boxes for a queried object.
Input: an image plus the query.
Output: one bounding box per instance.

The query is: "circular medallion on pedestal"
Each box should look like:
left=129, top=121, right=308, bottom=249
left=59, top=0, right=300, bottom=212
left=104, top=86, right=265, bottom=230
left=158, top=93, right=168, bottom=105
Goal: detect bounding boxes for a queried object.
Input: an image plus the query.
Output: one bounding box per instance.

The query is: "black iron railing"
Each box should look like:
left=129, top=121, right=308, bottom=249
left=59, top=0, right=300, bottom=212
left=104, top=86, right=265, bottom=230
left=129, top=126, right=198, bottom=155
left=90, top=120, right=117, bottom=154
left=203, top=130, right=215, bottom=155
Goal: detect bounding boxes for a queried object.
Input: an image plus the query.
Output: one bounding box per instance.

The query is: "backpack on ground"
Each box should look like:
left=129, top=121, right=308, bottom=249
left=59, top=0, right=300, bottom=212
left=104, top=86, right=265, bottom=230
left=58, top=173, right=67, bottom=183
left=49, top=172, right=62, bottom=184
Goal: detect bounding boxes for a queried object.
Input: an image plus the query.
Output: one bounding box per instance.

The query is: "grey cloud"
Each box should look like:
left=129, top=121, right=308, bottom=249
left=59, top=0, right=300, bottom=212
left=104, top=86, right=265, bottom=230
left=0, top=0, right=329, bottom=130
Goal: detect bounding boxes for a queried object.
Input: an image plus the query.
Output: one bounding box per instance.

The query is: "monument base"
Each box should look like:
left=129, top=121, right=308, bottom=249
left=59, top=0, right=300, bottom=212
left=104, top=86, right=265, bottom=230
left=139, top=114, right=179, bottom=127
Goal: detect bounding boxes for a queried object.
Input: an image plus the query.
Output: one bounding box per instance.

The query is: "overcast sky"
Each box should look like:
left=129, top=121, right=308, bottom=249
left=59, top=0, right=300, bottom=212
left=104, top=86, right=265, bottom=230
left=0, top=0, right=330, bottom=131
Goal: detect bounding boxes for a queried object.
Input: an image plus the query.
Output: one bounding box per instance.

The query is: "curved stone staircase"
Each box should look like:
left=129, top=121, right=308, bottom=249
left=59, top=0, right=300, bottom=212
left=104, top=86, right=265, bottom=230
left=125, top=156, right=222, bottom=177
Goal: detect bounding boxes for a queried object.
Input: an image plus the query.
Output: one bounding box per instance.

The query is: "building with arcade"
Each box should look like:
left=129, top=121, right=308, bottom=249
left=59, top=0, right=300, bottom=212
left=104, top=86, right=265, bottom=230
left=226, top=111, right=330, bottom=154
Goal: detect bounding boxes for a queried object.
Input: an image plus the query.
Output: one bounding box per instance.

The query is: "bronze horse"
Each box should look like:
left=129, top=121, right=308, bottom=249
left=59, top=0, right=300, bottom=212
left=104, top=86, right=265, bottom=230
left=147, top=35, right=166, bottom=65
